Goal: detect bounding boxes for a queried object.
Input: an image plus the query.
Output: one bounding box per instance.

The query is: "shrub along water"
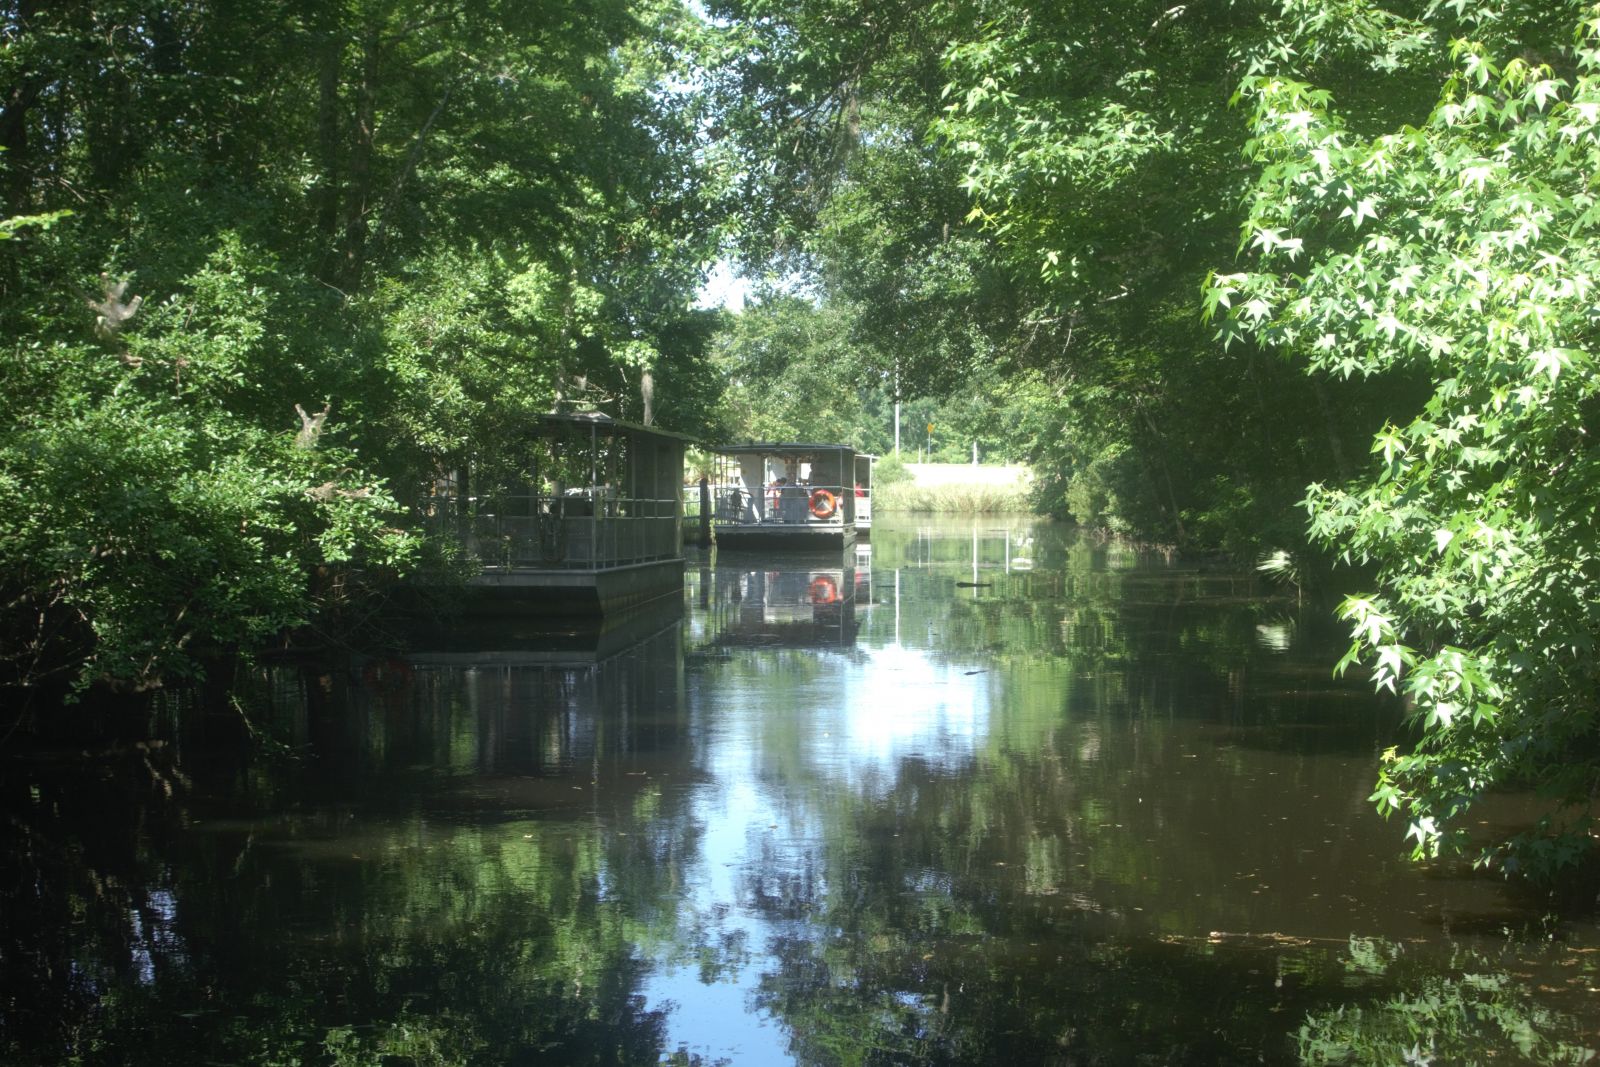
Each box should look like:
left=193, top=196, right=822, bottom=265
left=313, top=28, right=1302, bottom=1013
left=0, top=2, right=722, bottom=710
left=874, top=481, right=1031, bottom=514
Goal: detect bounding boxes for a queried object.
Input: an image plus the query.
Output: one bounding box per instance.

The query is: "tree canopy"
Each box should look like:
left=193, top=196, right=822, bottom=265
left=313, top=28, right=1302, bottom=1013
left=6, top=0, right=1600, bottom=877
left=1, top=0, right=723, bottom=691
left=1212, top=0, right=1600, bottom=874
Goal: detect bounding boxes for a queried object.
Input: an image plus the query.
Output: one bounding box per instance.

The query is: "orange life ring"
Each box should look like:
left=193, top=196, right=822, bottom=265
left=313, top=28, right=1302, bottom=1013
left=808, top=488, right=838, bottom=519
left=809, top=575, right=839, bottom=604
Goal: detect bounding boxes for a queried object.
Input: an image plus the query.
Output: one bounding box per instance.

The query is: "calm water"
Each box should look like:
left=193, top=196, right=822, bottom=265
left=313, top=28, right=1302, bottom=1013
left=5, top=516, right=1599, bottom=1065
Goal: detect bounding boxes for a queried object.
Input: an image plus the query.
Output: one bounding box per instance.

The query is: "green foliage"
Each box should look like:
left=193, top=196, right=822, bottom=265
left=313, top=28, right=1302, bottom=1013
left=1061, top=444, right=1130, bottom=534
left=324, top=1016, right=482, bottom=1067
left=1212, top=0, right=1600, bottom=875
left=0, top=0, right=724, bottom=695
left=922, top=0, right=1358, bottom=546
left=709, top=294, right=865, bottom=443
left=706, top=0, right=1412, bottom=551
left=1, top=230, right=420, bottom=690
left=871, top=452, right=911, bottom=487
left=1297, top=940, right=1596, bottom=1066
left=0, top=209, right=70, bottom=240
left=701, top=0, right=955, bottom=271
left=931, top=1, right=1254, bottom=312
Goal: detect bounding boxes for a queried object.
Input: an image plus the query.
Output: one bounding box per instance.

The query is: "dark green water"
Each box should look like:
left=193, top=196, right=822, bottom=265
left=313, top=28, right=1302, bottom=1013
left=4, top=517, right=1598, bottom=1065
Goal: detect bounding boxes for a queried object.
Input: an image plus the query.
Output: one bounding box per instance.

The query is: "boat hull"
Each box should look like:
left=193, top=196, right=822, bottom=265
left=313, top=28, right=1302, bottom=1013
left=462, top=558, right=685, bottom=616
left=714, top=524, right=856, bottom=550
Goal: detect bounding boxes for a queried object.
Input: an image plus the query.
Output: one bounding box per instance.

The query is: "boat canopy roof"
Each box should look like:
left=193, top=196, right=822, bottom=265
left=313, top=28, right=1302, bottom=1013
left=710, top=442, right=855, bottom=455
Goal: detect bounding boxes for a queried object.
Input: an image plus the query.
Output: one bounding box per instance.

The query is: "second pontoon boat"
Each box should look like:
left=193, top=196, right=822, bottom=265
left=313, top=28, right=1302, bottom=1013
left=709, top=443, right=859, bottom=549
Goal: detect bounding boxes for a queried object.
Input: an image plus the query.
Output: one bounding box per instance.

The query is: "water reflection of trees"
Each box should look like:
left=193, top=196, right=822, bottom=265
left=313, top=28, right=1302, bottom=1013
left=1296, top=939, right=1596, bottom=1065
left=0, top=622, right=733, bottom=1066
left=731, top=750, right=1326, bottom=1061
left=725, top=519, right=1561, bottom=1063
left=737, top=521, right=1405, bottom=926
left=1, top=807, right=686, bottom=1064
left=864, top=520, right=1395, bottom=747
left=758, top=929, right=1600, bottom=1065
left=10, top=518, right=1588, bottom=1064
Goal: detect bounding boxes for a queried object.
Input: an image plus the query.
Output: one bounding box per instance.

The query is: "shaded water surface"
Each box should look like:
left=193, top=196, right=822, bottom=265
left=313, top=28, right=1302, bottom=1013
left=5, top=517, right=1599, bottom=1064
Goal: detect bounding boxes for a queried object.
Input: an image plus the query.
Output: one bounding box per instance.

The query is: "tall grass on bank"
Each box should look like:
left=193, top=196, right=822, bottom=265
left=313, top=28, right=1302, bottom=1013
left=873, top=481, right=1032, bottom=514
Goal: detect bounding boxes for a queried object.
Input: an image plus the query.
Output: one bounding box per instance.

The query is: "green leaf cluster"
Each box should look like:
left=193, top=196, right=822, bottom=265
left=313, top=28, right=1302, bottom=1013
left=1214, top=0, right=1600, bottom=874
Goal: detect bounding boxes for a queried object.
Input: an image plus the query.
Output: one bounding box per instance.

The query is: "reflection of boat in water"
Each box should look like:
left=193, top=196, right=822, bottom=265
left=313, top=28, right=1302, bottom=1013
left=404, top=597, right=684, bottom=666
left=708, top=443, right=859, bottom=549
left=695, top=549, right=863, bottom=648
left=349, top=598, right=690, bottom=786
left=851, top=543, right=875, bottom=602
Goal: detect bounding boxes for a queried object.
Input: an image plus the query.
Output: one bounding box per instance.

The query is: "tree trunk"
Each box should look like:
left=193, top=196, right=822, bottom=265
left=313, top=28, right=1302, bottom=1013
left=312, top=20, right=344, bottom=253
left=86, top=54, right=133, bottom=189
left=0, top=0, right=47, bottom=212
left=1138, top=404, right=1187, bottom=544
left=367, top=83, right=451, bottom=265
left=338, top=29, right=380, bottom=290
left=1312, top=376, right=1351, bottom=483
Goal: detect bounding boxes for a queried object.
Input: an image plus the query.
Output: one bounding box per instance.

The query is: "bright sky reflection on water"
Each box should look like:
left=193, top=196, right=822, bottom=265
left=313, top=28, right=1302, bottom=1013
left=640, top=556, right=993, bottom=1064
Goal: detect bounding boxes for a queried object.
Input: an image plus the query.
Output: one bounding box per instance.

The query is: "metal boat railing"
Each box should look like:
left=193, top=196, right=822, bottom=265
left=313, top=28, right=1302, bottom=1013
left=428, top=493, right=681, bottom=570
left=708, top=482, right=855, bottom=527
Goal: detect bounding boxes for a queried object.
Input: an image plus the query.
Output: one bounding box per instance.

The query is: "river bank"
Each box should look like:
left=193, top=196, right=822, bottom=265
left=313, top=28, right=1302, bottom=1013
left=874, top=460, right=1033, bottom=513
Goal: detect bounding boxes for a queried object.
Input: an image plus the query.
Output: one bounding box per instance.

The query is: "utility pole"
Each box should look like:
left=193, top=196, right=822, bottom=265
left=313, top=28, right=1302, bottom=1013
left=893, top=362, right=901, bottom=455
